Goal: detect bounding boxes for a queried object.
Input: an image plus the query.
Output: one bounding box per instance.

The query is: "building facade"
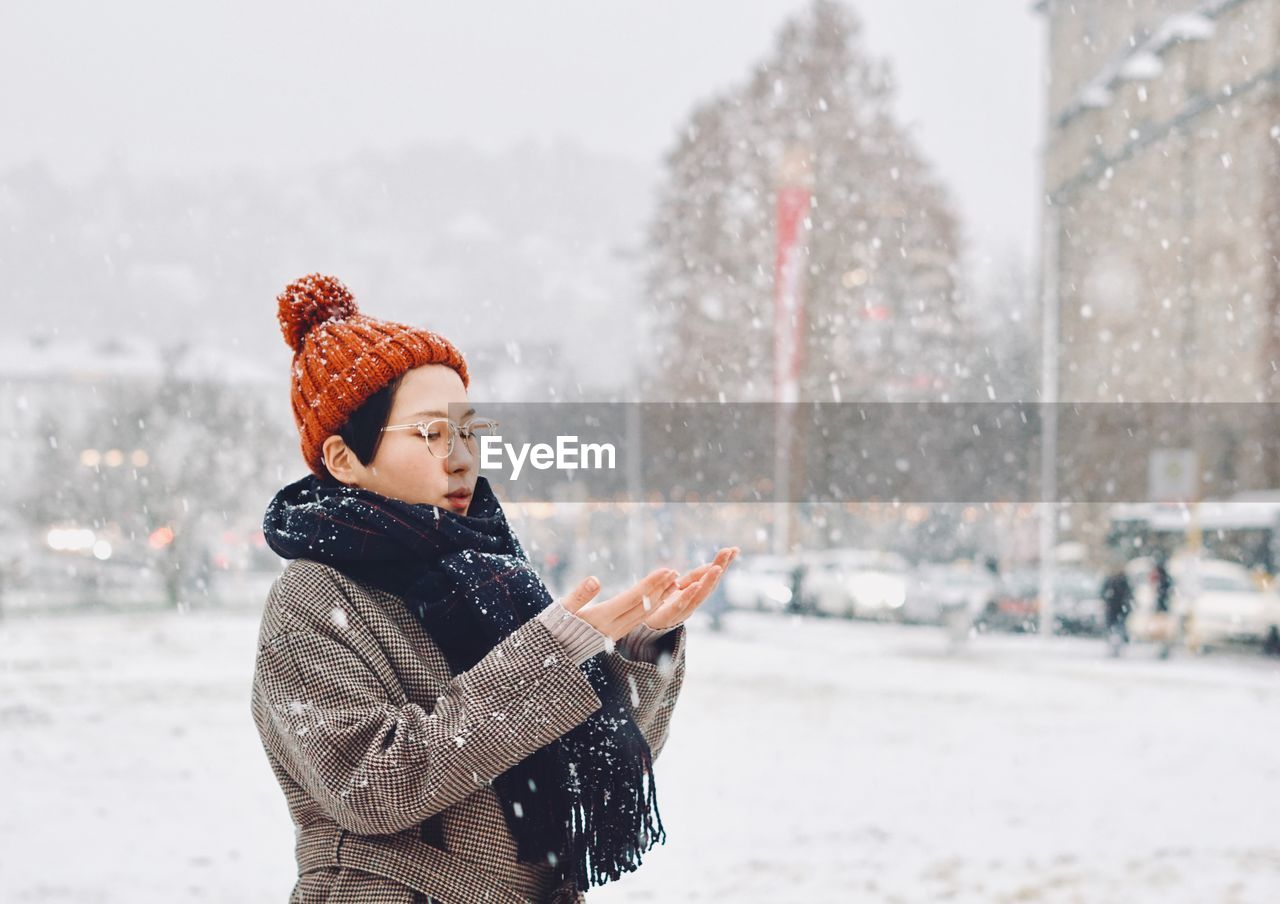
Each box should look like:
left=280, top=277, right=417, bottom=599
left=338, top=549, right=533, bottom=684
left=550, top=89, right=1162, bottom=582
left=1040, top=0, right=1280, bottom=501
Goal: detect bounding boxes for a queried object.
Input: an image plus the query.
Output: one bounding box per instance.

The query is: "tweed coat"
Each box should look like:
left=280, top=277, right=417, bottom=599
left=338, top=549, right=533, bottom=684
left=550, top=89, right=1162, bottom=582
left=250, top=557, right=688, bottom=904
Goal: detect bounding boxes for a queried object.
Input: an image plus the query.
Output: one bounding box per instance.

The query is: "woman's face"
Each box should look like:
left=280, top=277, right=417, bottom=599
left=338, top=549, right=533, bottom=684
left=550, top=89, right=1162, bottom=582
left=323, top=364, right=477, bottom=514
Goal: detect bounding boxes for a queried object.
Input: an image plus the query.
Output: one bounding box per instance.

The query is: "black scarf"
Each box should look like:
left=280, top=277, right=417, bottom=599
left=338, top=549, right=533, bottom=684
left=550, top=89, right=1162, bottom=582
left=261, top=472, right=665, bottom=892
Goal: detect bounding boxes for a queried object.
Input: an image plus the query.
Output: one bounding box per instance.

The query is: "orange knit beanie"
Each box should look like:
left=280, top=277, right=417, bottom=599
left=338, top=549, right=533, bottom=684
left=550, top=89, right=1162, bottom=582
left=276, top=273, right=470, bottom=478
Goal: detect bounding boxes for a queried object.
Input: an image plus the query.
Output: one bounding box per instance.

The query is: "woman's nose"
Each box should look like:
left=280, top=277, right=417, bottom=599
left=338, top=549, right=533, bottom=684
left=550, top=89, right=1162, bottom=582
left=448, top=439, right=476, bottom=471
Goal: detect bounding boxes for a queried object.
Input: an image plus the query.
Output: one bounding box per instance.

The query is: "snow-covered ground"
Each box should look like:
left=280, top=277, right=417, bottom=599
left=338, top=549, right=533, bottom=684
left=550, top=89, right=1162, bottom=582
left=2, top=607, right=1278, bottom=903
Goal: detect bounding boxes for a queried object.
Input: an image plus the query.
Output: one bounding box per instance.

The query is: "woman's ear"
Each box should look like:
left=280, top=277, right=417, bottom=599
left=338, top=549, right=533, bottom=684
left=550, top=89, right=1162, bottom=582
left=321, top=435, right=362, bottom=486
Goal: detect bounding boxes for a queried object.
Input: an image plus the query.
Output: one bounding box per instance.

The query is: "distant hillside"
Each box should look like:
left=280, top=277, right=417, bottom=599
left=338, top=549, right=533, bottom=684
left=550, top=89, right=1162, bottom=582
left=0, top=139, right=658, bottom=397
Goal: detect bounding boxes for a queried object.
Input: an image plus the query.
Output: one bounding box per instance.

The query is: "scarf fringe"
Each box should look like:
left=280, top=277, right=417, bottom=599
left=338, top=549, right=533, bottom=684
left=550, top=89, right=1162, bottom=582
left=513, top=740, right=667, bottom=892
left=568, top=748, right=667, bottom=889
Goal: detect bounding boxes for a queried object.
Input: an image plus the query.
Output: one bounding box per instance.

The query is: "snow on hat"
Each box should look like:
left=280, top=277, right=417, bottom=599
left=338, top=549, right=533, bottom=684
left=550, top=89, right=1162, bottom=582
left=276, top=273, right=470, bottom=478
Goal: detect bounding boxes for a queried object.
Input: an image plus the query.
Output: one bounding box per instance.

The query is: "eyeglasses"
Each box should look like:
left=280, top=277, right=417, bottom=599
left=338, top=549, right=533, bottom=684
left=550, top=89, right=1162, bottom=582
left=380, top=417, right=501, bottom=459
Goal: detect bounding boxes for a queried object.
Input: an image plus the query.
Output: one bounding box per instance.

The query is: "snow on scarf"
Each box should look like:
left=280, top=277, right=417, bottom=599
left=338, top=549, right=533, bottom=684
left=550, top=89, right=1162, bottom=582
left=261, top=472, right=666, bottom=891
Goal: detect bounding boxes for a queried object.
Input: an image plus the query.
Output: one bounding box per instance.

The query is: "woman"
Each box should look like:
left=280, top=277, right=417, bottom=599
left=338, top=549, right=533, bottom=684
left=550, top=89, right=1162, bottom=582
left=251, top=274, right=737, bottom=903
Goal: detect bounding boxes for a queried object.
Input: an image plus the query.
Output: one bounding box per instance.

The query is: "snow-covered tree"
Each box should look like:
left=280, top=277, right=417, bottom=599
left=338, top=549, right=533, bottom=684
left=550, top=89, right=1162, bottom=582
left=643, top=0, right=968, bottom=404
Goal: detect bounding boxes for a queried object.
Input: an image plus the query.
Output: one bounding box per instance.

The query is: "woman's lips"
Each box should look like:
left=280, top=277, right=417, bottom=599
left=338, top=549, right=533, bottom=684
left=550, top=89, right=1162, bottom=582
left=445, top=490, right=471, bottom=508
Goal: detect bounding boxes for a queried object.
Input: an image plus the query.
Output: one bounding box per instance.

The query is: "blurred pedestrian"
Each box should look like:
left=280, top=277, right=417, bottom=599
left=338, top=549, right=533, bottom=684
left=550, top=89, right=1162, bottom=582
left=703, top=566, right=729, bottom=632
left=1100, top=562, right=1132, bottom=657
left=787, top=559, right=808, bottom=615
left=545, top=551, right=568, bottom=598
left=1152, top=551, right=1173, bottom=613
left=1151, top=550, right=1174, bottom=659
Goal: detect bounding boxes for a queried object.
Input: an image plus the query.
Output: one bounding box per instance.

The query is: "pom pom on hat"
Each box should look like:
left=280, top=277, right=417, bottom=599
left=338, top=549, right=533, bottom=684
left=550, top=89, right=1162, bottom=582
left=274, top=272, right=471, bottom=478
left=277, top=273, right=360, bottom=353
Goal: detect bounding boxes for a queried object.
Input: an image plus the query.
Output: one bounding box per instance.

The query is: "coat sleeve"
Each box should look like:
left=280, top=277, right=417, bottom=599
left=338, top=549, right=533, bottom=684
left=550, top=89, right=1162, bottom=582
left=252, top=604, right=605, bottom=837
left=601, top=624, right=688, bottom=762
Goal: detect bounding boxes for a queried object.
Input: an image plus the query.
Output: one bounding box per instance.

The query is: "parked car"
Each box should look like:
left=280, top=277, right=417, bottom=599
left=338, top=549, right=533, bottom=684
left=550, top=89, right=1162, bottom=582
left=902, top=561, right=998, bottom=626
left=977, top=568, right=1040, bottom=633
left=723, top=553, right=796, bottom=613
left=974, top=566, right=1104, bottom=634
left=1, top=547, right=169, bottom=613
left=1050, top=568, right=1106, bottom=636
left=1127, top=554, right=1280, bottom=653
left=800, top=549, right=909, bottom=620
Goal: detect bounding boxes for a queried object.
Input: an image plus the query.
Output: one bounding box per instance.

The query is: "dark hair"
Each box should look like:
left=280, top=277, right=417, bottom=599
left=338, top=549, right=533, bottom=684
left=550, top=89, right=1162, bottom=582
left=329, top=373, right=406, bottom=473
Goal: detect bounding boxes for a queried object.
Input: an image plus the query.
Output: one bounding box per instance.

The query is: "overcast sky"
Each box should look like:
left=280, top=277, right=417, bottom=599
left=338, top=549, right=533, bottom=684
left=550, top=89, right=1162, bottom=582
left=2, top=0, right=1046, bottom=272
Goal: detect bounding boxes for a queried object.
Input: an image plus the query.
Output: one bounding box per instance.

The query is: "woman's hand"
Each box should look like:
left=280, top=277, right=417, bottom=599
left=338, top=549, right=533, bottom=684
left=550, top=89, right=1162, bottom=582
left=641, top=546, right=740, bottom=630
left=557, top=546, right=741, bottom=638
left=558, top=567, right=682, bottom=641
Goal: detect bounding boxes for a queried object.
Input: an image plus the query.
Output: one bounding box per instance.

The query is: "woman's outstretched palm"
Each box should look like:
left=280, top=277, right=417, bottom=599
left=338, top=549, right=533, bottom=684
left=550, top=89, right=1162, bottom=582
left=643, top=546, right=738, bottom=629
left=558, top=546, right=739, bottom=637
